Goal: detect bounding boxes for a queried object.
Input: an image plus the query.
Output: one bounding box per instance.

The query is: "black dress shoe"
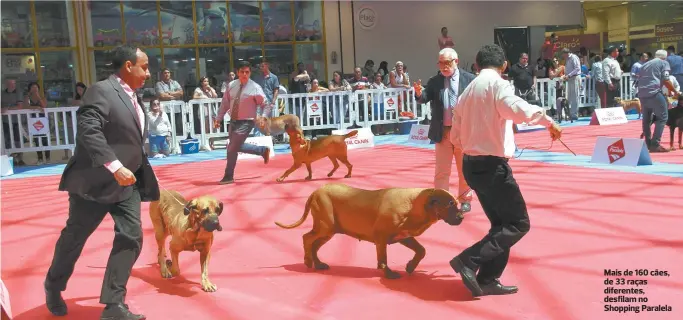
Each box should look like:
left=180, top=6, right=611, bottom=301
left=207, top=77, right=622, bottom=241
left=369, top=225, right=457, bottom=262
left=480, top=280, right=519, bottom=296
left=450, top=257, right=483, bottom=297
left=218, top=176, right=234, bottom=185
left=44, top=284, right=67, bottom=316
left=262, top=148, right=270, bottom=164
left=100, top=303, right=145, bottom=320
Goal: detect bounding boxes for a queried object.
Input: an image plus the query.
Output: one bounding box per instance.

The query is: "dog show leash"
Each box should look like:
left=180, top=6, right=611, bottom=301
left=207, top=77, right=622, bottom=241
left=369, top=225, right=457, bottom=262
left=513, top=137, right=576, bottom=159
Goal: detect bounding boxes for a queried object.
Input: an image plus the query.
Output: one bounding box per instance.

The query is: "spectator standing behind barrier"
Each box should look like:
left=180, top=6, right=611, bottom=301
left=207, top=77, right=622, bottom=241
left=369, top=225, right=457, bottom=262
left=390, top=61, right=410, bottom=112
left=667, top=46, right=683, bottom=87
left=328, top=71, right=352, bottom=123
left=349, top=67, right=371, bottom=122
left=637, top=50, right=680, bottom=153
left=560, top=48, right=582, bottom=120
left=24, top=82, right=50, bottom=164
left=438, top=27, right=455, bottom=50
left=155, top=68, right=184, bottom=101
left=1, top=78, right=26, bottom=165
left=630, top=53, right=649, bottom=90
left=221, top=71, right=236, bottom=94
left=147, top=98, right=172, bottom=158
left=508, top=53, right=537, bottom=103
left=289, top=62, right=311, bottom=120
left=450, top=44, right=562, bottom=298
left=71, top=82, right=87, bottom=106
left=591, top=55, right=607, bottom=108
left=214, top=60, right=271, bottom=185
left=193, top=76, right=218, bottom=150
left=602, top=46, right=622, bottom=108
left=255, top=59, right=280, bottom=122
left=413, top=48, right=475, bottom=211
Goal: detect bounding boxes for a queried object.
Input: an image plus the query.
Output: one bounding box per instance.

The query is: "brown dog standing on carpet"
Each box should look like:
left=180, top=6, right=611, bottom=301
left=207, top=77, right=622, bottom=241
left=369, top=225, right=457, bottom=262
left=614, top=97, right=642, bottom=118
left=275, top=183, right=466, bottom=279
left=276, top=126, right=354, bottom=182
left=256, top=114, right=303, bottom=137
left=149, top=190, right=223, bottom=292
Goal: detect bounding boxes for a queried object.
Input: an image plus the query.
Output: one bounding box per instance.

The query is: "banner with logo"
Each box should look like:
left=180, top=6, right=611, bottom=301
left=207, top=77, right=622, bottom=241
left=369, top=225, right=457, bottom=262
left=383, top=95, right=398, bottom=110
left=307, top=98, right=322, bottom=117
left=556, top=34, right=601, bottom=52
left=331, top=128, right=375, bottom=150
left=28, top=117, right=49, bottom=136
left=655, top=22, right=683, bottom=42
left=408, top=124, right=430, bottom=144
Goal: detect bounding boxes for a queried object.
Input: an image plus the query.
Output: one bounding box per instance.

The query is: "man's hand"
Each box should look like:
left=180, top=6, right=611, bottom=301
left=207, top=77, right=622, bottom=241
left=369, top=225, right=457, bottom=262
left=548, top=123, right=562, bottom=141
left=113, top=167, right=137, bottom=186
left=213, top=119, right=221, bottom=129
left=413, top=80, right=423, bottom=97
left=609, top=83, right=615, bottom=90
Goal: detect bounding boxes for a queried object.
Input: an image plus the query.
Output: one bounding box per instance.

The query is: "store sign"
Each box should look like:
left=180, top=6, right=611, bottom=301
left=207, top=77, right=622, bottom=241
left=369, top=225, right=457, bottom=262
left=357, top=6, right=377, bottom=30
left=655, top=22, right=683, bottom=37
left=556, top=34, right=601, bottom=50
left=608, top=28, right=628, bottom=42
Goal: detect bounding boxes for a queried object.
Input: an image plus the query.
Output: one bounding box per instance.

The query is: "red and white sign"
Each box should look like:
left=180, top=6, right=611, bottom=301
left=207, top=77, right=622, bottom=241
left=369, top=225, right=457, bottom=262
left=590, top=107, right=628, bottom=126
left=331, top=128, right=375, bottom=150
left=306, top=98, right=322, bottom=117
left=408, top=124, right=430, bottom=144
left=226, top=136, right=276, bottom=160
left=28, top=117, right=49, bottom=136
left=383, top=95, right=397, bottom=110
left=591, top=137, right=652, bottom=166
left=1, top=279, right=12, bottom=319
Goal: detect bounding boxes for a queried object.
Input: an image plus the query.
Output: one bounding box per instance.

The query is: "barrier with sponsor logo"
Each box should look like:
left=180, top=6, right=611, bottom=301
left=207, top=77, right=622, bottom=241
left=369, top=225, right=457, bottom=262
left=590, top=107, right=629, bottom=126
left=331, top=128, right=375, bottom=150
left=408, top=124, right=431, bottom=144
left=590, top=137, right=652, bottom=166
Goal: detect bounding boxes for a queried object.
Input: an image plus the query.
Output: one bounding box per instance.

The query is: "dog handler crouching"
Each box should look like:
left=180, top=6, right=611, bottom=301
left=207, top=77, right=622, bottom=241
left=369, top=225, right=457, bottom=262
left=450, top=44, right=562, bottom=297
left=214, top=60, right=271, bottom=185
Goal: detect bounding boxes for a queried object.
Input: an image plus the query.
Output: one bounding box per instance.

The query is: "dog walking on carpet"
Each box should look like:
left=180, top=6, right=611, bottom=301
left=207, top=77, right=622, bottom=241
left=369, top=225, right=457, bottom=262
left=149, top=190, right=224, bottom=292
left=276, top=125, right=355, bottom=182
left=640, top=96, right=683, bottom=150
left=274, top=183, right=466, bottom=279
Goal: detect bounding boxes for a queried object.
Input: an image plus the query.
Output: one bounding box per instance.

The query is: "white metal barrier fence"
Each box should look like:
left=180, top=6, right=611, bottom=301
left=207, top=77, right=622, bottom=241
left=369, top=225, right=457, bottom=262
left=1, top=73, right=636, bottom=157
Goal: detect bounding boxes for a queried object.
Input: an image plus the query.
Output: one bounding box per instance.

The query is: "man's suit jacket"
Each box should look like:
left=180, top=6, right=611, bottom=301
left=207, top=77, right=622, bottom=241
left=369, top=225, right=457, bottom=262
left=59, top=75, right=160, bottom=204
left=416, top=69, right=476, bottom=142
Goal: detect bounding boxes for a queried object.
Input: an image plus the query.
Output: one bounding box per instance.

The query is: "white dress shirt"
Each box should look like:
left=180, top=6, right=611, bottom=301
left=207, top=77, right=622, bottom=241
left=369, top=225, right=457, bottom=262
left=451, top=69, right=554, bottom=158
left=602, top=56, right=622, bottom=85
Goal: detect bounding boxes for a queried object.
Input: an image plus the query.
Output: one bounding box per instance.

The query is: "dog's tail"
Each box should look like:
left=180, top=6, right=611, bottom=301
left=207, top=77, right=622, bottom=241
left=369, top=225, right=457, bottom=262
left=274, top=193, right=313, bottom=229
left=343, top=130, right=359, bottom=139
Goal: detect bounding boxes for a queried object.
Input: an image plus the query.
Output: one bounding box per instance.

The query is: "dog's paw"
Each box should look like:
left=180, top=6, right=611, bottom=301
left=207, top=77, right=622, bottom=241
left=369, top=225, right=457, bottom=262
left=327, top=172, right=333, bottom=177
left=344, top=174, right=351, bottom=178
left=161, top=268, right=173, bottom=279
left=406, top=260, right=419, bottom=274
left=276, top=177, right=285, bottom=183
left=384, top=269, right=402, bottom=279
left=201, top=281, right=217, bottom=292
left=314, top=262, right=330, bottom=270
left=305, top=176, right=312, bottom=181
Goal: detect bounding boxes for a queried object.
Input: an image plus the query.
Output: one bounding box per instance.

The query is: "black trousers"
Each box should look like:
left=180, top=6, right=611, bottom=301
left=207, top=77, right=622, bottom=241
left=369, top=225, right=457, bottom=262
left=457, top=155, right=530, bottom=285
left=606, top=79, right=620, bottom=108
left=45, top=187, right=143, bottom=304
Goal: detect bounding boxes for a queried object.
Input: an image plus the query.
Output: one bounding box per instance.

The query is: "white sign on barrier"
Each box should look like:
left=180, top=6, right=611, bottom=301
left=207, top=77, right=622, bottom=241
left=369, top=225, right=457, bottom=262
left=1, top=155, right=14, bottom=177
left=228, top=136, right=276, bottom=160
left=1, top=278, right=11, bottom=319
left=590, top=107, right=628, bottom=126
left=590, top=137, right=652, bottom=166
left=307, top=99, right=322, bottom=117
left=408, top=124, right=431, bottom=144
left=331, top=127, right=375, bottom=150
left=515, top=122, right=546, bottom=132
left=383, top=95, right=398, bottom=110
left=28, top=117, right=49, bottom=136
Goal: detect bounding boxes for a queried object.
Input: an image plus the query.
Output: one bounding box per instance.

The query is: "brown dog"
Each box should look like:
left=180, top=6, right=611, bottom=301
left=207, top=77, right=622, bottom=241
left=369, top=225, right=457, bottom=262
left=276, top=126, right=354, bottom=182
left=256, top=114, right=303, bottom=137
left=614, top=97, right=642, bottom=118
left=149, top=190, right=223, bottom=292
left=275, top=183, right=465, bottom=279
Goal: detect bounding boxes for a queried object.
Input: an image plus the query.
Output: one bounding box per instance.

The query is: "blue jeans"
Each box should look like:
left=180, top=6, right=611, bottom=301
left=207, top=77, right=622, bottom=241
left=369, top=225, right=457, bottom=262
left=225, top=120, right=266, bottom=178
left=641, top=92, right=668, bottom=148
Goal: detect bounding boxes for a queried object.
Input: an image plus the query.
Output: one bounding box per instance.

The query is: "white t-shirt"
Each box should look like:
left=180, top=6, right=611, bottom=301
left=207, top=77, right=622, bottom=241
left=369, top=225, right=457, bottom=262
left=147, top=111, right=171, bottom=136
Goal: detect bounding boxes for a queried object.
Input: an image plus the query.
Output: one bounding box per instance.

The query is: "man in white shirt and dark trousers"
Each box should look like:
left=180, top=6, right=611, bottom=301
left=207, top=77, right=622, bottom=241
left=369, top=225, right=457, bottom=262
left=560, top=48, right=581, bottom=120
left=449, top=44, right=562, bottom=297
left=602, top=46, right=623, bottom=108
left=214, top=61, right=271, bottom=185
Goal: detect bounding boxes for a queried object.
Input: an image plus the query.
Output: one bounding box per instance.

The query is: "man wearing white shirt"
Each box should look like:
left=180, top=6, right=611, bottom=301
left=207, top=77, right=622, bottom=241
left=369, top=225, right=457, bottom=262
left=602, top=46, right=623, bottom=108
left=449, top=44, right=562, bottom=297
left=560, top=48, right=581, bottom=120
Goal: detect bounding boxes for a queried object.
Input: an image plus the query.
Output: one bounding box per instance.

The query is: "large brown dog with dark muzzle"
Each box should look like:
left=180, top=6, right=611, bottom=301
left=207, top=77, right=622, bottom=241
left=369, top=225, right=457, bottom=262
left=256, top=114, right=303, bottom=137
left=275, top=183, right=466, bottom=279
left=149, top=190, right=223, bottom=292
left=276, top=126, right=355, bottom=182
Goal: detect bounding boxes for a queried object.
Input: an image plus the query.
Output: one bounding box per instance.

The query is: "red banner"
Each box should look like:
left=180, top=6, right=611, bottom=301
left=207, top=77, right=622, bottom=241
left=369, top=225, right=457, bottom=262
left=556, top=34, right=601, bottom=51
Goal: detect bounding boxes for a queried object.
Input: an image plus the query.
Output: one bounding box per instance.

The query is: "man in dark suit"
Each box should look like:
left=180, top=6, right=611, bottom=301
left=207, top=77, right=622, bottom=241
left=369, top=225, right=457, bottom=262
left=44, top=45, right=159, bottom=320
left=414, top=48, right=476, bottom=211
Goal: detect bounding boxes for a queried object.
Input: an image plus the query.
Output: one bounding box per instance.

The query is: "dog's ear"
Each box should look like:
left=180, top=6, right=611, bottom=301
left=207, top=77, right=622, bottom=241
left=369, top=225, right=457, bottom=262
left=184, top=200, right=196, bottom=215
left=216, top=200, right=223, bottom=216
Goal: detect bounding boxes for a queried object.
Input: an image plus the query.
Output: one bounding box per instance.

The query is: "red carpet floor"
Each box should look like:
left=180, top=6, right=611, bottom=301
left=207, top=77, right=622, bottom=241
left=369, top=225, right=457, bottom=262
left=2, top=145, right=683, bottom=320
left=516, top=120, right=683, bottom=164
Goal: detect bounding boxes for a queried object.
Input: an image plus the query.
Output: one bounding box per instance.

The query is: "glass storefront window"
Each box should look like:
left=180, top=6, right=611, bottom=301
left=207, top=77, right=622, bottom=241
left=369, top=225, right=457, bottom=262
left=1, top=53, right=38, bottom=95
left=159, top=1, right=194, bottom=46
left=263, top=44, right=293, bottom=84
left=230, top=1, right=262, bottom=44
left=232, top=44, right=262, bottom=74
left=40, top=51, right=78, bottom=106
left=1, top=1, right=34, bottom=48
left=194, top=0, right=229, bottom=45
left=630, top=2, right=683, bottom=28
left=293, top=1, right=323, bottom=42
left=89, top=1, right=124, bottom=47
left=197, top=46, right=230, bottom=91
left=162, top=48, right=196, bottom=99
left=262, top=1, right=292, bottom=42
left=296, top=44, right=325, bottom=82
left=35, top=0, right=75, bottom=48
left=122, top=1, right=159, bottom=47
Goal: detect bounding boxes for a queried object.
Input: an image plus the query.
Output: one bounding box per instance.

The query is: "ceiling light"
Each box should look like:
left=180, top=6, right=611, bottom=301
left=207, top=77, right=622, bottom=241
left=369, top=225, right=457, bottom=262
left=621, top=1, right=628, bottom=4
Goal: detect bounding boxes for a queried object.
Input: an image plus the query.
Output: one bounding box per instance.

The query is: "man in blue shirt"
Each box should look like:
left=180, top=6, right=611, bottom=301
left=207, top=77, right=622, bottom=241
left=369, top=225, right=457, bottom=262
left=667, top=46, right=683, bottom=86
left=638, top=50, right=681, bottom=153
